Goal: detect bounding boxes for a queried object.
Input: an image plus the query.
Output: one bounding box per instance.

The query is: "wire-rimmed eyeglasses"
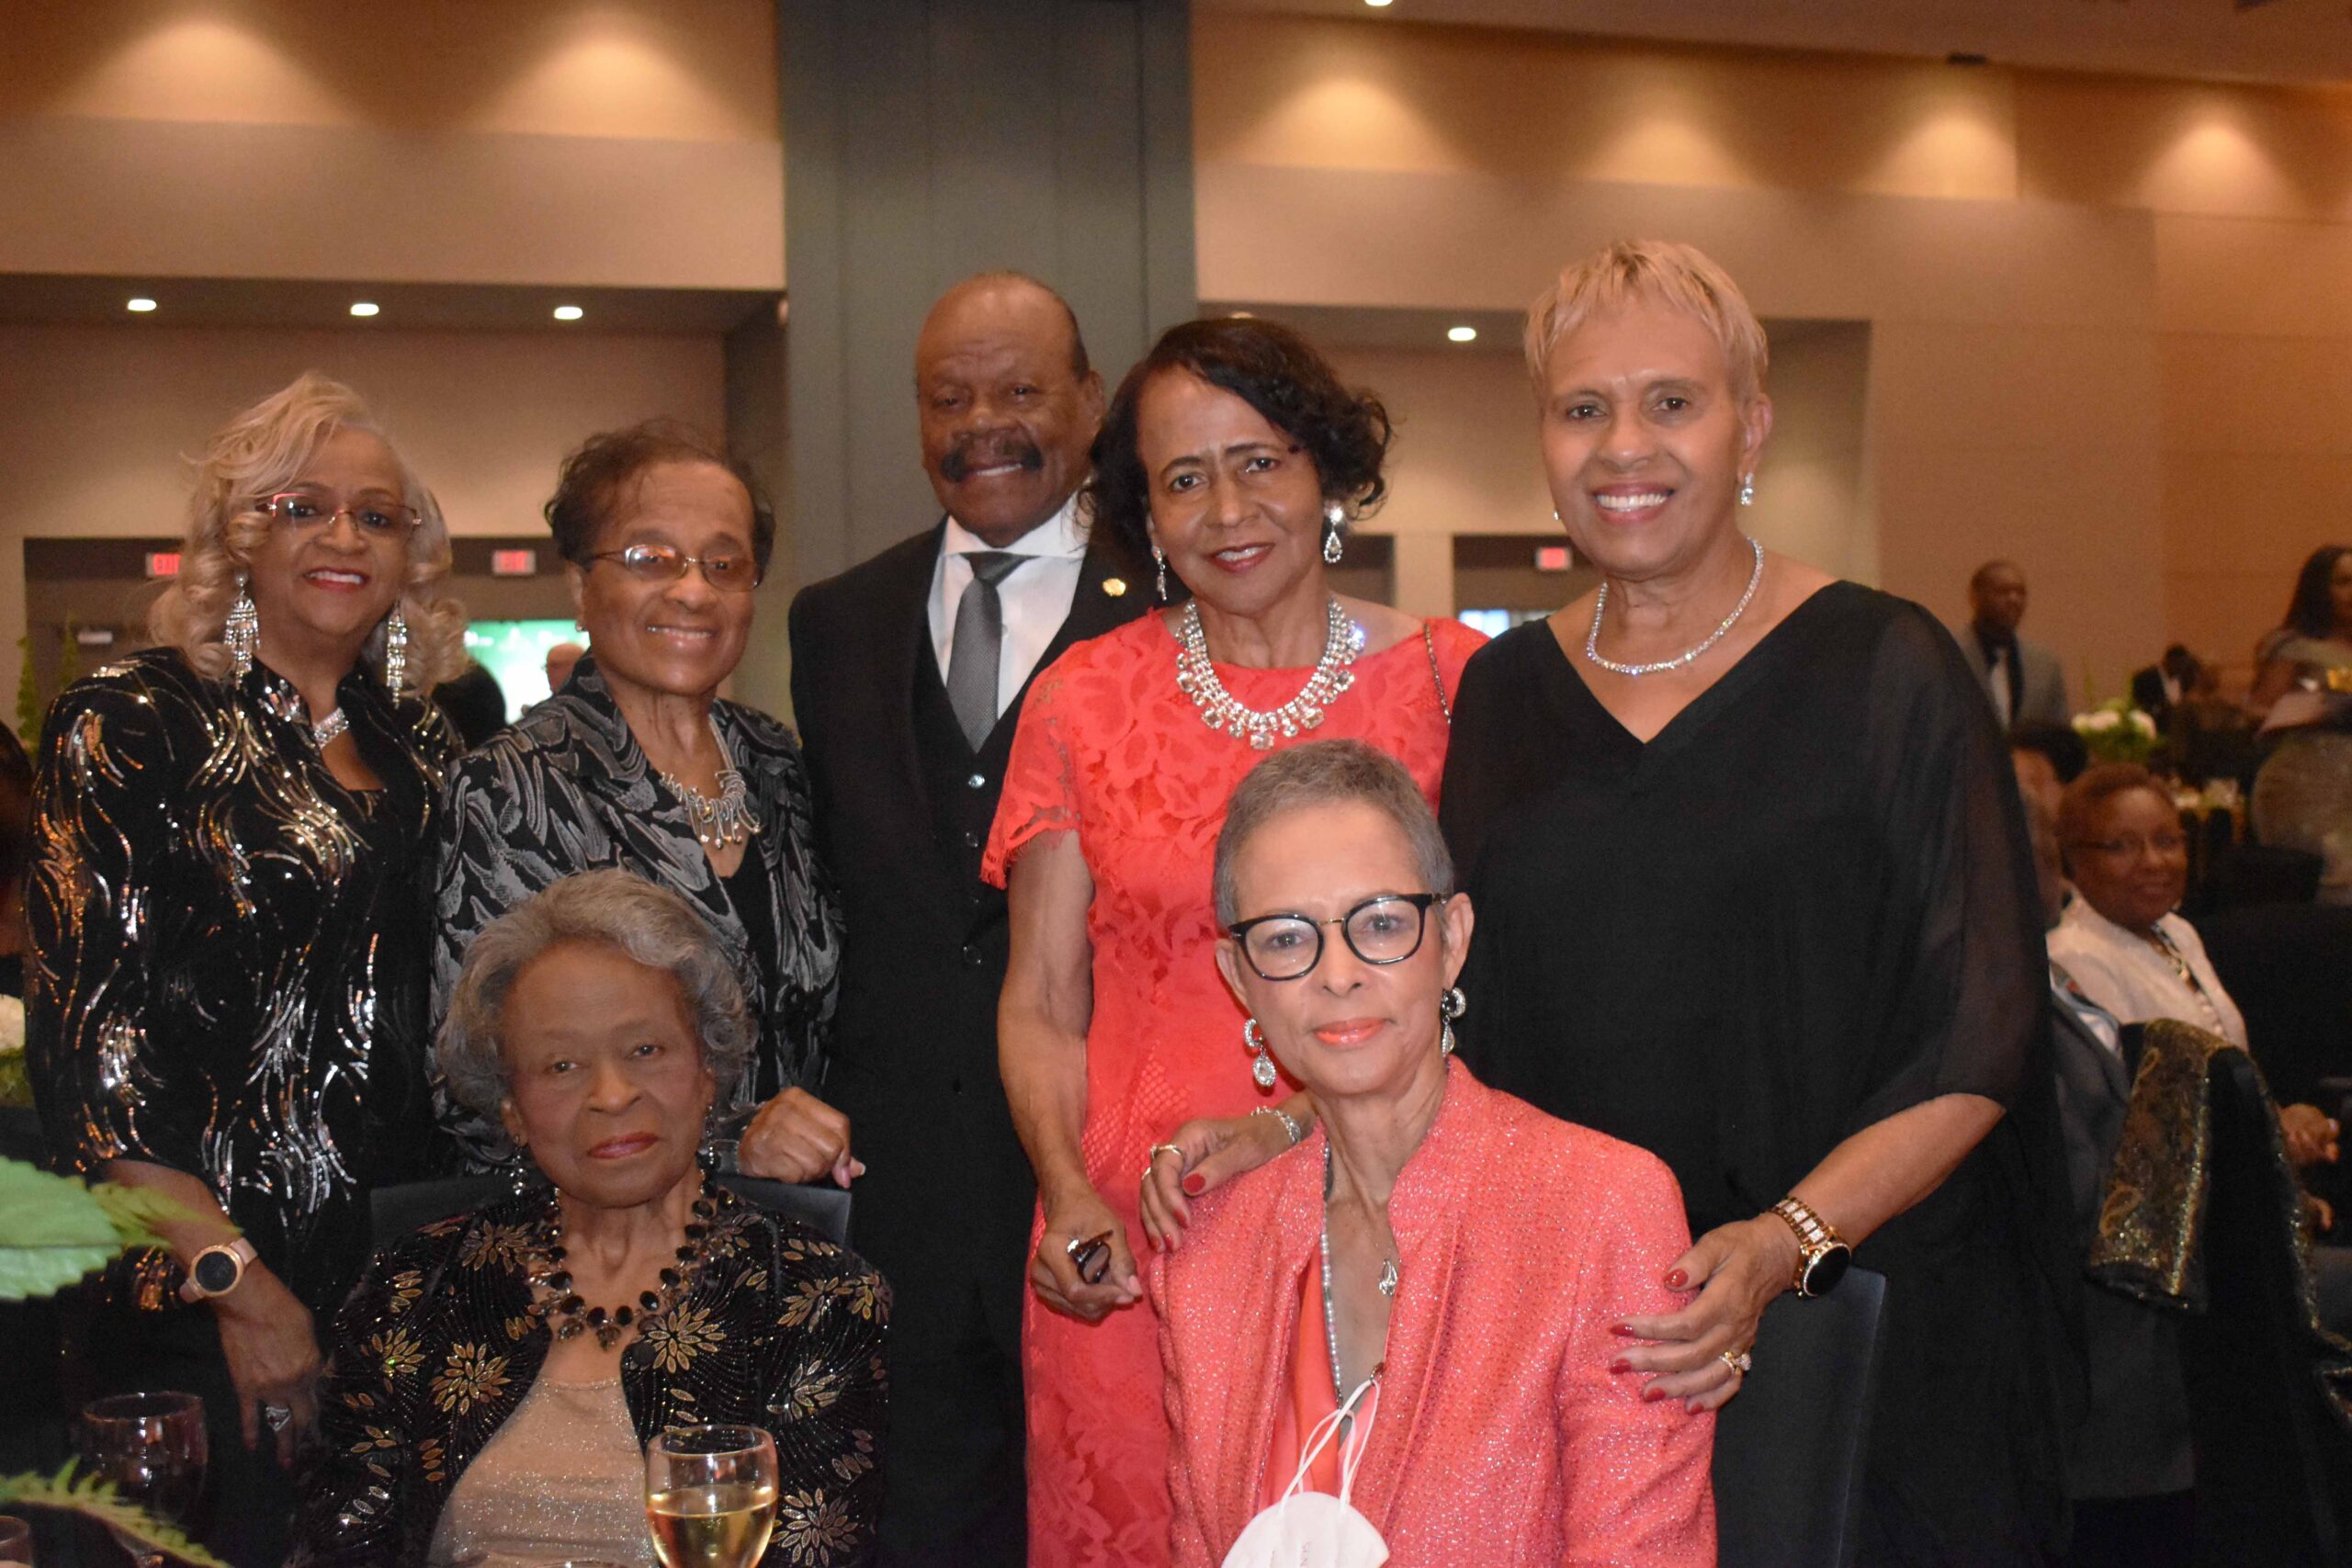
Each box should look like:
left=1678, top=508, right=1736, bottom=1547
left=585, top=542, right=763, bottom=593
left=259, top=488, right=420, bottom=535
left=1227, top=892, right=1444, bottom=982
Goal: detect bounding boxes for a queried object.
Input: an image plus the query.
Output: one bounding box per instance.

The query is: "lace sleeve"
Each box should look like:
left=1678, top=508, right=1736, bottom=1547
left=981, top=664, right=1083, bottom=890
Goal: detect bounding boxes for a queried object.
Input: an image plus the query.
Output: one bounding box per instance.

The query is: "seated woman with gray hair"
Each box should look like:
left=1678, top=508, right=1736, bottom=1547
left=294, top=871, right=888, bottom=1568
left=1146, top=741, right=1713, bottom=1564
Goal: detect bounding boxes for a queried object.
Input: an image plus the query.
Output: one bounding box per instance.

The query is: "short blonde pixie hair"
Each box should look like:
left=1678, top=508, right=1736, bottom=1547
left=149, top=371, right=467, bottom=693
left=1522, top=239, right=1770, bottom=406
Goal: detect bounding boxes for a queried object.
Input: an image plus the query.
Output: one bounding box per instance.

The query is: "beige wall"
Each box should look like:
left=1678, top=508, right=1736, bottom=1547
left=0, top=324, right=731, bottom=705
left=1193, top=14, right=2352, bottom=698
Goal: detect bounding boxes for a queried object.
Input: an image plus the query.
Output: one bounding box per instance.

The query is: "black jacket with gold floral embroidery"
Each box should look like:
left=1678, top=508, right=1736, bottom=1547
left=290, top=1188, right=888, bottom=1568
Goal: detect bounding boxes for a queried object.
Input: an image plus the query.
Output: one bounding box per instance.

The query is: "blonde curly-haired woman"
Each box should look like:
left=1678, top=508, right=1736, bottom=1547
left=27, top=371, right=467, bottom=1566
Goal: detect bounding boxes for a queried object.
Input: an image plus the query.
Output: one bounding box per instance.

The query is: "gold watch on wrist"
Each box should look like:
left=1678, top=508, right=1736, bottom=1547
left=177, top=1236, right=258, bottom=1303
left=1768, top=1196, right=1852, bottom=1299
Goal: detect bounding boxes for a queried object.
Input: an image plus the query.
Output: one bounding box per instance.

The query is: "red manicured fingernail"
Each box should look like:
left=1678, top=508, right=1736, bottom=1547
left=1609, top=1358, right=1632, bottom=1374
left=1182, top=1174, right=1205, bottom=1195
left=1664, top=1269, right=1688, bottom=1289
left=1641, top=1386, right=1664, bottom=1403
left=1608, top=1324, right=1634, bottom=1337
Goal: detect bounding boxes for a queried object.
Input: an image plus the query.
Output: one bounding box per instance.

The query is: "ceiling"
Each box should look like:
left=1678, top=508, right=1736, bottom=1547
left=0, top=275, right=779, bottom=334
left=1200, top=0, right=2352, bottom=86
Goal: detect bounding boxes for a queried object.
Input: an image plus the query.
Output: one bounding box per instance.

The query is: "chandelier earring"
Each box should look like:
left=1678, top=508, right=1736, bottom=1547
left=1245, top=1017, right=1278, bottom=1091
left=381, top=604, right=411, bottom=702
left=1738, top=473, right=1757, bottom=508
left=1440, top=986, right=1466, bottom=1057
left=225, top=577, right=260, bottom=680
left=1151, top=543, right=1169, bottom=604
left=1321, top=501, right=1346, bottom=566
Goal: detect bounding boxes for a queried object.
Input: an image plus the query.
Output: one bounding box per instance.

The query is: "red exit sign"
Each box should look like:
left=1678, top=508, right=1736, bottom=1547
left=145, top=552, right=181, bottom=578
left=1534, top=545, right=1572, bottom=572
left=490, top=548, right=538, bottom=577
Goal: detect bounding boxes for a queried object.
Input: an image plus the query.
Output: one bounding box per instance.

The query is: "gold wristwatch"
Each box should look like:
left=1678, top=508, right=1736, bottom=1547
left=178, top=1236, right=258, bottom=1303
left=1769, top=1196, right=1852, bottom=1299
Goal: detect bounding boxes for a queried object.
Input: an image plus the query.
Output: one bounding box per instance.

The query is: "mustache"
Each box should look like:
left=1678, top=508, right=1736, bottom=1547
left=940, top=435, right=1045, bottom=482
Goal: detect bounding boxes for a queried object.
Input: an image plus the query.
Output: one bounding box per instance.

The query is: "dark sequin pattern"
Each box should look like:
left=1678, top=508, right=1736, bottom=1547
left=26, top=648, right=457, bottom=1312
left=290, top=1186, right=889, bottom=1568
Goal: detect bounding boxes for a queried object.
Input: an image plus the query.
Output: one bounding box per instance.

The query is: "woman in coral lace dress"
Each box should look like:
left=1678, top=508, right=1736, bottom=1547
left=984, top=317, right=1482, bottom=1566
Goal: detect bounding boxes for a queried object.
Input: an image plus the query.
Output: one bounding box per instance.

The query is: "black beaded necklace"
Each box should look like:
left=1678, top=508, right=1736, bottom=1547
left=525, top=1177, right=724, bottom=1350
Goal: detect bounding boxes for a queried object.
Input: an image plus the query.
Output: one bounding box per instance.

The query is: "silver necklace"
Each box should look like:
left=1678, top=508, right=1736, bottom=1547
left=660, top=716, right=761, bottom=850
left=1584, top=536, right=1766, bottom=677
left=1320, top=1145, right=1398, bottom=1402
left=311, top=707, right=349, bottom=746
left=1176, top=597, right=1363, bottom=751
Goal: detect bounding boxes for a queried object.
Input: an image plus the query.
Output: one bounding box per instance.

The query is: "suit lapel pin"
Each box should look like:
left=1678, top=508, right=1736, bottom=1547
left=1102, top=577, right=1128, bottom=598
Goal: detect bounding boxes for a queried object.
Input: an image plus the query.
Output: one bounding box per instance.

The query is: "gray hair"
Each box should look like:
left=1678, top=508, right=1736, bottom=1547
left=1212, top=740, right=1454, bottom=927
left=437, top=870, right=757, bottom=1119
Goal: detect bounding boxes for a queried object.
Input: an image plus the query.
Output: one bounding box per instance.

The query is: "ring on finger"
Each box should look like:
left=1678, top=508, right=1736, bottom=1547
left=263, top=1403, right=293, bottom=1433
left=1148, top=1143, right=1184, bottom=1166
left=1719, top=1348, right=1753, bottom=1376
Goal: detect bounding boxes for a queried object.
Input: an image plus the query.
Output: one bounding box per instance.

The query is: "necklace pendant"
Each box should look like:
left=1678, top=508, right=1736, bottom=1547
left=1249, top=728, right=1274, bottom=751
left=1378, top=1258, right=1399, bottom=1298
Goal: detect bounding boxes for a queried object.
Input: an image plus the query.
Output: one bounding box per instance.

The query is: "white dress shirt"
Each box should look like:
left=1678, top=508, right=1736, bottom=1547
left=927, top=494, right=1089, bottom=728
left=2046, top=900, right=2248, bottom=1047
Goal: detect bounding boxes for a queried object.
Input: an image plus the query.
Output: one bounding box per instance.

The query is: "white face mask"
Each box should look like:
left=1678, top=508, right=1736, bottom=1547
left=1220, top=1378, right=1390, bottom=1568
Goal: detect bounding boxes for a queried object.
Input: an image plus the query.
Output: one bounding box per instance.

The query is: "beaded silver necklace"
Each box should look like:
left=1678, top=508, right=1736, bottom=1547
left=660, top=716, right=761, bottom=850
left=1584, top=536, right=1766, bottom=678
left=1176, top=597, right=1363, bottom=751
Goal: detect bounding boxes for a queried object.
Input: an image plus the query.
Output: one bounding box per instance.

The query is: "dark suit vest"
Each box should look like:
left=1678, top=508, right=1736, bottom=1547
left=910, top=633, right=1022, bottom=947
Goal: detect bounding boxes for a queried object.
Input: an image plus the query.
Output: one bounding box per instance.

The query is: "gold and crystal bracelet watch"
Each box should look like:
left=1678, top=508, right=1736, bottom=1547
left=1768, top=1196, right=1853, bottom=1299
left=177, top=1236, right=258, bottom=1303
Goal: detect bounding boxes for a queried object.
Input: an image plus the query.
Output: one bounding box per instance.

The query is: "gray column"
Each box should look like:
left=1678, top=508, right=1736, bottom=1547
left=775, top=0, right=1194, bottom=587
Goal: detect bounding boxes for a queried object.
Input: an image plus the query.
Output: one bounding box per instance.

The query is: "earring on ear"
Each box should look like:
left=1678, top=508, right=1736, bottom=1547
left=1439, top=986, right=1466, bottom=1057
left=1246, top=1017, right=1278, bottom=1090
left=226, top=576, right=259, bottom=679
left=1152, top=544, right=1169, bottom=604
left=1321, top=501, right=1345, bottom=567
left=382, top=604, right=411, bottom=701
left=1737, top=474, right=1757, bottom=507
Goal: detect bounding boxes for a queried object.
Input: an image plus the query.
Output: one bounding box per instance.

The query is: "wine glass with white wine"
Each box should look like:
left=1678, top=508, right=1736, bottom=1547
left=76, top=1392, right=208, bottom=1568
left=644, top=1425, right=777, bottom=1568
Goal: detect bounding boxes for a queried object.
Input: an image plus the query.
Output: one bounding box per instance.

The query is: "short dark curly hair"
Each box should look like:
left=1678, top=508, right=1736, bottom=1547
left=544, top=421, right=777, bottom=576
left=1088, top=318, right=1391, bottom=593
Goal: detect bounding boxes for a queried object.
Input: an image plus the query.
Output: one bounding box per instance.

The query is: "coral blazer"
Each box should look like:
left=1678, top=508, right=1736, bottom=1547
left=1151, top=1064, right=1715, bottom=1566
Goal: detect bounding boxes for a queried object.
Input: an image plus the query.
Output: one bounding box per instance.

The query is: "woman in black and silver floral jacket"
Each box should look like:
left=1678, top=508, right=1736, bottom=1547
left=431, top=422, right=848, bottom=1182
left=296, top=872, right=887, bottom=1568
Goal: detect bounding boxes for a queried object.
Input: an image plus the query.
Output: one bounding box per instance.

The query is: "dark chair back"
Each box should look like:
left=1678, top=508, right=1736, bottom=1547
left=2177, top=1049, right=2352, bottom=1566
left=368, top=1173, right=853, bottom=1249
left=1712, top=1265, right=1889, bottom=1568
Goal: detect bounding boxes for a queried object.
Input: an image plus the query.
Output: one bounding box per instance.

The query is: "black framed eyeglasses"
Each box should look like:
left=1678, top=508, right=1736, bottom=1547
left=1227, top=893, right=1444, bottom=982
left=259, top=489, right=420, bottom=535
left=585, top=542, right=763, bottom=593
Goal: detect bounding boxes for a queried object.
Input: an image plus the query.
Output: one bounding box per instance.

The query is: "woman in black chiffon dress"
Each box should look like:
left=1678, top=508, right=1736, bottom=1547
left=1442, top=243, right=2073, bottom=1564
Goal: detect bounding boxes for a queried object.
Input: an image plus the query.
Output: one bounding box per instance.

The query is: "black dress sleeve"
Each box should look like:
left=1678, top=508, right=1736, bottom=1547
left=1851, top=604, right=2048, bottom=1128
left=758, top=1234, right=891, bottom=1567
left=26, top=672, right=189, bottom=1177
left=290, top=1248, right=423, bottom=1568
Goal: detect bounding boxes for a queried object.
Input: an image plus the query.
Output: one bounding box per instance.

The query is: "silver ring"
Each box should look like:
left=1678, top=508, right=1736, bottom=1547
left=263, top=1403, right=293, bottom=1433
left=1719, top=1348, right=1752, bottom=1376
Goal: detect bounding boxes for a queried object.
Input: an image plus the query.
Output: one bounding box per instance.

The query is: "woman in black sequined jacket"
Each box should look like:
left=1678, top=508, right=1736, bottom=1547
left=295, top=871, right=888, bottom=1568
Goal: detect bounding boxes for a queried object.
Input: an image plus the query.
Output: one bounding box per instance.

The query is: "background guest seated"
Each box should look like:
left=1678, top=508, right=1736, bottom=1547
left=294, top=872, right=887, bottom=1568
left=1148, top=742, right=1713, bottom=1566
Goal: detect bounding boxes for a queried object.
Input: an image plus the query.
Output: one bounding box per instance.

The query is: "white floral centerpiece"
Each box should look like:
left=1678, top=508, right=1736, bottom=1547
left=2072, top=698, right=2160, bottom=766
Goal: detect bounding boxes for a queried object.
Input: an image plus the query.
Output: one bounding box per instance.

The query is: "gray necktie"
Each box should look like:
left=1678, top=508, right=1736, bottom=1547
left=947, top=551, right=1023, bottom=749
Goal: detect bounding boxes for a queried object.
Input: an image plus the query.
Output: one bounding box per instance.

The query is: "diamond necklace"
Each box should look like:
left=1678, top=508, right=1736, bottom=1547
left=1584, top=536, right=1766, bottom=677
left=1175, top=597, right=1363, bottom=751
left=311, top=707, right=349, bottom=746
left=660, top=716, right=761, bottom=850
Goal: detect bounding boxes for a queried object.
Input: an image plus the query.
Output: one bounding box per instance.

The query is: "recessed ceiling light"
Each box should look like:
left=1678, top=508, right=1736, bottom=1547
left=1366, top=0, right=1394, bottom=7
left=126, top=298, right=157, bottom=313
left=552, top=304, right=584, bottom=321
left=349, top=301, right=380, bottom=318
left=1230, top=310, right=1255, bottom=319
left=1447, top=325, right=1477, bottom=343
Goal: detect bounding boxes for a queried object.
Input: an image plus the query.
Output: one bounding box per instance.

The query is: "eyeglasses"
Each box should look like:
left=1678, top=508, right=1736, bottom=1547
left=1228, top=893, right=1444, bottom=982
left=585, top=543, right=763, bottom=593
left=260, top=489, right=419, bottom=535
left=2072, top=833, right=2189, bottom=859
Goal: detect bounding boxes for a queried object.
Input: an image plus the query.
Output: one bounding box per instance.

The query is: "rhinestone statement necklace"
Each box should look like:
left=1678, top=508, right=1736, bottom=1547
left=661, top=716, right=761, bottom=850
left=311, top=707, right=349, bottom=746
left=1176, top=597, right=1363, bottom=751
left=1584, top=536, right=1766, bottom=678
left=525, top=1178, right=723, bottom=1350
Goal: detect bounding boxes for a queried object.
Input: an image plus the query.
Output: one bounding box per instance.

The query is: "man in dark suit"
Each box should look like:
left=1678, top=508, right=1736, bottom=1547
left=1960, top=558, right=2071, bottom=730
left=2130, top=644, right=2199, bottom=733
left=787, top=272, right=1148, bottom=1567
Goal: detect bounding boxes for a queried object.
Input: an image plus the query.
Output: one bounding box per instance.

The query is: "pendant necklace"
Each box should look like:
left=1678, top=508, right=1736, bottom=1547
left=660, top=716, right=761, bottom=850
left=1177, top=597, right=1363, bottom=750
left=1320, top=1144, right=1399, bottom=1403
left=1584, top=536, right=1766, bottom=677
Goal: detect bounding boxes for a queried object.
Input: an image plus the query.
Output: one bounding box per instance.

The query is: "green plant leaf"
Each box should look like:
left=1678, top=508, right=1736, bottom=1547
left=0, top=1461, right=231, bottom=1567
left=0, top=1157, right=123, bottom=1301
